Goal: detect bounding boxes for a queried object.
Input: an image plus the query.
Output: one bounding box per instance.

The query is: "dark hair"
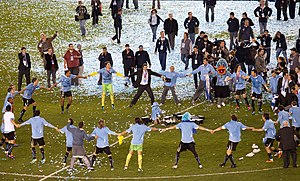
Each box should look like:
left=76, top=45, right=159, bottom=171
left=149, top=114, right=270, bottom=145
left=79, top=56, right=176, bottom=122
left=242, top=12, right=247, bottom=17
left=292, top=101, right=298, bottom=106
left=263, top=113, right=270, bottom=120
left=6, top=105, right=12, bottom=112
left=278, top=56, right=286, bottom=63
left=69, top=118, right=74, bottom=125
left=7, top=87, right=12, bottom=93
left=234, top=64, right=241, bottom=73
left=193, top=45, right=198, bottom=49
left=230, top=12, right=234, bottom=16
left=68, top=43, right=73, bottom=47
left=7, top=97, right=13, bottom=103
left=203, top=57, right=208, bottom=62
left=271, top=70, right=276, bottom=74
left=78, top=121, right=84, bottom=128
left=151, top=8, right=157, bottom=13
left=104, top=61, right=110, bottom=66
left=31, top=78, right=37, bottom=83
left=251, top=69, right=257, bottom=74
left=125, top=44, right=130, bottom=47
left=102, top=47, right=107, bottom=50
left=184, top=32, right=189, bottom=38
left=282, top=70, right=288, bottom=77
left=135, top=117, right=142, bottom=125
left=289, top=74, right=295, bottom=80
left=98, top=119, right=105, bottom=129
left=278, top=105, right=284, bottom=111
left=231, top=115, right=237, bottom=121
left=203, top=35, right=208, bottom=39
left=34, top=110, right=40, bottom=116
left=65, top=70, right=70, bottom=75
left=21, top=47, right=26, bottom=50
left=264, top=30, right=269, bottom=33
left=143, top=63, right=148, bottom=67
left=258, top=48, right=264, bottom=54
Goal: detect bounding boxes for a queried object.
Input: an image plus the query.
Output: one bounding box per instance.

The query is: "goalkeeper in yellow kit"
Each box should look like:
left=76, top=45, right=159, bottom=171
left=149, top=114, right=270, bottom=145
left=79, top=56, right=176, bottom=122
left=92, top=61, right=124, bottom=110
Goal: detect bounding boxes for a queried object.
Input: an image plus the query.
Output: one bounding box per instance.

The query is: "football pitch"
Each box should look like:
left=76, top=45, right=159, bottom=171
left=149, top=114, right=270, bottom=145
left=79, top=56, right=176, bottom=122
left=0, top=0, right=299, bottom=180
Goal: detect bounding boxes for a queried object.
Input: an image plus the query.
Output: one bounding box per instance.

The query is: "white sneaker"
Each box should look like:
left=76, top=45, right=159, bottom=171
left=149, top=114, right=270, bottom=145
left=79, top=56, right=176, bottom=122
left=217, top=105, right=221, bottom=108
left=172, top=165, right=178, bottom=169
left=199, top=164, right=203, bottom=169
left=138, top=168, right=143, bottom=172
left=41, top=159, right=46, bottom=164
left=246, top=152, right=255, bottom=157
left=221, top=102, right=226, bottom=107
left=253, top=148, right=261, bottom=154
left=177, top=103, right=181, bottom=106
left=124, top=166, right=128, bottom=170
left=30, top=159, right=37, bottom=164
left=252, top=144, right=259, bottom=149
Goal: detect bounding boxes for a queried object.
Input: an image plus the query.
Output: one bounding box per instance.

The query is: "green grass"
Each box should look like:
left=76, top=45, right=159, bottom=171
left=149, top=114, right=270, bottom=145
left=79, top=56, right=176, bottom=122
left=0, top=0, right=300, bottom=180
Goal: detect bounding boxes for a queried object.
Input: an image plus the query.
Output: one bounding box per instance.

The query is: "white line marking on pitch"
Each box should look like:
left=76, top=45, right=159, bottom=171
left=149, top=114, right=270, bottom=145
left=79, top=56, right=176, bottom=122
left=0, top=167, right=283, bottom=180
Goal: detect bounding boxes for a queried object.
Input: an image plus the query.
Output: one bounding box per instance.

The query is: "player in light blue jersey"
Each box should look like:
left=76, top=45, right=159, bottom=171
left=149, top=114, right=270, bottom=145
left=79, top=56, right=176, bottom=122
left=212, top=115, right=253, bottom=168
left=119, top=117, right=159, bottom=172
left=252, top=113, right=278, bottom=163
left=161, top=112, right=212, bottom=169
left=90, top=119, right=120, bottom=170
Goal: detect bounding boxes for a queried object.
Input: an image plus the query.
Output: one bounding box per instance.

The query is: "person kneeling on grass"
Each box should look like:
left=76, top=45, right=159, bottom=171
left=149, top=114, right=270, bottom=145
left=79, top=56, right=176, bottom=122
left=91, top=119, right=120, bottom=170
left=66, top=120, right=95, bottom=171
left=119, top=117, right=160, bottom=172
left=252, top=112, right=279, bottom=163
left=212, top=114, right=254, bottom=168
left=19, top=110, right=59, bottom=164
left=51, top=70, right=88, bottom=114
left=160, top=112, right=212, bottom=169
left=95, top=61, right=124, bottom=110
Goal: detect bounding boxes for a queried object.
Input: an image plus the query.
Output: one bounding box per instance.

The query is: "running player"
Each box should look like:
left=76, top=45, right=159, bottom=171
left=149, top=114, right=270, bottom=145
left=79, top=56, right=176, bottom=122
left=212, top=114, right=254, bottom=168
left=91, top=119, right=119, bottom=170
left=51, top=70, right=87, bottom=114
left=119, top=117, right=159, bottom=172
left=19, top=110, right=59, bottom=164
left=252, top=113, right=278, bottom=163
left=18, top=78, right=50, bottom=123
left=161, top=112, right=212, bottom=169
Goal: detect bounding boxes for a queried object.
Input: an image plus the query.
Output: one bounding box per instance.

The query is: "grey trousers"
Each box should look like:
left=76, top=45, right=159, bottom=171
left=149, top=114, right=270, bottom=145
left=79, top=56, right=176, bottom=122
left=161, top=86, right=179, bottom=104
left=259, top=22, right=267, bottom=35
left=167, top=32, right=176, bottom=49
left=47, top=69, right=57, bottom=88
left=229, top=31, right=237, bottom=50
left=79, top=20, right=86, bottom=35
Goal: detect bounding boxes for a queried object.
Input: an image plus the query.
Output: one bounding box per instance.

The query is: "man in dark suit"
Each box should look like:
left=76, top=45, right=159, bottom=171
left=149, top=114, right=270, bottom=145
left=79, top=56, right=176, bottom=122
left=130, top=64, right=164, bottom=107
left=98, top=47, right=113, bottom=85
left=188, top=46, right=203, bottom=89
left=276, top=121, right=299, bottom=168
left=18, top=47, right=31, bottom=91
left=277, top=71, right=290, bottom=107
left=134, top=45, right=151, bottom=69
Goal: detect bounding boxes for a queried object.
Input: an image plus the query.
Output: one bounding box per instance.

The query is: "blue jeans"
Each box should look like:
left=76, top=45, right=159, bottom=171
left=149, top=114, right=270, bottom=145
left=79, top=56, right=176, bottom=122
left=159, top=52, right=167, bottom=70
left=79, top=20, right=86, bottom=35
left=276, top=48, right=287, bottom=60
left=150, top=26, right=158, bottom=42
left=189, top=33, right=195, bottom=44
left=181, top=54, right=189, bottom=70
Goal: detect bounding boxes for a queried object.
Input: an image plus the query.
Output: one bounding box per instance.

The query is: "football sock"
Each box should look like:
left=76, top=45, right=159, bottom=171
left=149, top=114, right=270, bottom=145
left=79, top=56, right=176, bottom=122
left=125, top=153, right=132, bottom=167
left=138, top=155, right=142, bottom=169
left=235, top=99, right=240, bottom=107
left=40, top=148, right=45, bottom=160
left=32, top=147, right=36, bottom=159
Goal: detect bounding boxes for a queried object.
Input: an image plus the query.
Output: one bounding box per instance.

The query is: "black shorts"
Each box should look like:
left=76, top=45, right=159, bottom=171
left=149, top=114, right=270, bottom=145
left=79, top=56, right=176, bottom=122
left=61, top=91, right=72, bottom=98
left=95, top=146, right=112, bottom=155
left=251, top=92, right=262, bottom=99
left=215, top=86, right=230, bottom=98
left=227, top=141, right=238, bottom=151
left=23, top=98, right=35, bottom=107
left=264, top=138, right=275, bottom=148
left=177, top=142, right=197, bottom=153
left=31, top=137, right=45, bottom=147
left=67, top=147, right=72, bottom=152
left=4, top=132, right=15, bottom=141
left=236, top=89, right=246, bottom=95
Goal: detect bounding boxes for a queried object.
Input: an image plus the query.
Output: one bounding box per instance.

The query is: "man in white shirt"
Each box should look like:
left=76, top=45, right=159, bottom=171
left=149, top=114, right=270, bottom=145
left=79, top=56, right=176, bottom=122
left=2, top=105, right=19, bottom=159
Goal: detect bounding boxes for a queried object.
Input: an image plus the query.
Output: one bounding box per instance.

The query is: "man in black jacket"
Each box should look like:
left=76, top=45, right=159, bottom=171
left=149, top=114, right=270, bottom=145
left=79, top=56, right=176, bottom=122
left=18, top=47, right=31, bottom=91
left=98, top=47, right=113, bottom=85
left=134, top=45, right=151, bottom=69
left=275, top=0, right=288, bottom=21
left=112, top=9, right=122, bottom=44
left=297, top=29, right=300, bottom=53
left=203, top=0, right=216, bottom=22
left=240, top=12, right=254, bottom=27
left=238, top=19, right=254, bottom=43
left=188, top=46, right=203, bottom=89
left=227, top=12, right=239, bottom=50
left=122, top=44, right=135, bottom=86
left=44, top=48, right=58, bottom=88
left=254, top=0, right=272, bottom=35
left=130, top=64, right=163, bottom=107
left=277, top=71, right=290, bottom=107
left=155, top=31, right=170, bottom=71
left=276, top=121, right=299, bottom=168
left=198, top=35, right=213, bottom=55
left=258, top=30, right=272, bottom=64
left=184, top=12, right=199, bottom=44
left=164, top=13, right=178, bottom=50
left=273, top=31, right=287, bottom=60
